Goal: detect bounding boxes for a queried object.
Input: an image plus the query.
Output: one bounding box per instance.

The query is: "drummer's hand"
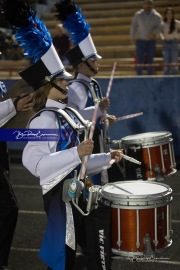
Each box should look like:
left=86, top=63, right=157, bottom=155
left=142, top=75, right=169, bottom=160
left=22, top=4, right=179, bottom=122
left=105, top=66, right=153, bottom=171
left=107, top=114, right=116, bottom=125
left=13, top=93, right=33, bottom=112
left=99, top=97, right=110, bottom=113
left=110, top=149, right=123, bottom=163
left=77, top=139, right=94, bottom=158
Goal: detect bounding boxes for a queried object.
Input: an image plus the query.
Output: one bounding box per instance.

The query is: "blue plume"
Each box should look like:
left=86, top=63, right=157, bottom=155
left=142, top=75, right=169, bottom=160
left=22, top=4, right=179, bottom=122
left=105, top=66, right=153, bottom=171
left=1, top=0, right=52, bottom=63
left=64, top=6, right=90, bottom=45
left=14, top=16, right=52, bottom=63
left=55, top=1, right=90, bottom=46
left=0, top=81, right=7, bottom=98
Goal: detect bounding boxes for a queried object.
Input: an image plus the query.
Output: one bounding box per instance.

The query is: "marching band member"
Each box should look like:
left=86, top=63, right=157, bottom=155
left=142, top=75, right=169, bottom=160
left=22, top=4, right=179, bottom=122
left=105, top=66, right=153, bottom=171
left=55, top=0, right=119, bottom=189
left=22, top=73, right=121, bottom=270
left=54, top=1, right=124, bottom=270
left=0, top=80, right=32, bottom=270
left=0, top=83, right=32, bottom=128
left=1, top=1, right=122, bottom=270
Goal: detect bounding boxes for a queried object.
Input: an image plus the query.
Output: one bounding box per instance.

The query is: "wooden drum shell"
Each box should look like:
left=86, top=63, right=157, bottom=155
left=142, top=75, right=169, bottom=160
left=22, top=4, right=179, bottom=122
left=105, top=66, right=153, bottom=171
left=100, top=181, right=173, bottom=257
left=121, top=132, right=176, bottom=180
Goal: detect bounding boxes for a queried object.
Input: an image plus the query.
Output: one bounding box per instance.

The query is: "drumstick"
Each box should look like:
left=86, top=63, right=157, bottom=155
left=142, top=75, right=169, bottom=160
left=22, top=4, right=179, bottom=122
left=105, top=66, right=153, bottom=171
left=106, top=62, right=117, bottom=98
left=103, top=62, right=117, bottom=152
left=80, top=101, right=99, bottom=180
left=109, top=148, right=141, bottom=165
left=88, top=101, right=99, bottom=140
left=110, top=154, right=141, bottom=165
left=121, top=154, right=141, bottom=165
left=111, top=183, right=133, bottom=194
left=116, top=112, right=143, bottom=122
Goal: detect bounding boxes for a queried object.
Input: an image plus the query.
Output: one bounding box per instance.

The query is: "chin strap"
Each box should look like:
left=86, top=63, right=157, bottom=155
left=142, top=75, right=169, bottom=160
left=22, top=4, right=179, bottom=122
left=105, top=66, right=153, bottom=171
left=45, top=75, right=67, bottom=95
left=49, top=81, right=67, bottom=95
left=84, top=60, right=98, bottom=74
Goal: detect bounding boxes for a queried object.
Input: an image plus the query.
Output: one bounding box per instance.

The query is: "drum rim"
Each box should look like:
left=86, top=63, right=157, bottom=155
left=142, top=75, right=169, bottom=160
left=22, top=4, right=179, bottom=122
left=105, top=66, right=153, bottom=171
left=102, top=199, right=173, bottom=209
left=111, top=239, right=172, bottom=257
left=121, top=131, right=172, bottom=146
left=99, top=181, right=172, bottom=203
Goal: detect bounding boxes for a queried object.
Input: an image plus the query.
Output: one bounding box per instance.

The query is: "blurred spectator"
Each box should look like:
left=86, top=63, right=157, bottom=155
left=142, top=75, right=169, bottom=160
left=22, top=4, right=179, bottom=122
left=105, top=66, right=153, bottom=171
left=0, top=31, right=24, bottom=60
left=53, top=23, right=72, bottom=65
left=6, top=36, right=24, bottom=60
left=130, top=0, right=162, bottom=75
left=160, top=7, right=180, bottom=75
left=0, top=31, right=8, bottom=59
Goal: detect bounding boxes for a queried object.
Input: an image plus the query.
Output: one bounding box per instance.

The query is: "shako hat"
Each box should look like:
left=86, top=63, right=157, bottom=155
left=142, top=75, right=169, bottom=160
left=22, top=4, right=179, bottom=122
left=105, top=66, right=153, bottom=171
left=1, top=0, right=72, bottom=90
left=55, top=0, right=102, bottom=67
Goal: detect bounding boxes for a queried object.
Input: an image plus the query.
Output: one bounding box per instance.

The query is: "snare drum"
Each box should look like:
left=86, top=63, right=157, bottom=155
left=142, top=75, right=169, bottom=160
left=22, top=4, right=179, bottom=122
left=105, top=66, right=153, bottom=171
left=121, top=131, right=176, bottom=180
left=100, top=181, right=173, bottom=257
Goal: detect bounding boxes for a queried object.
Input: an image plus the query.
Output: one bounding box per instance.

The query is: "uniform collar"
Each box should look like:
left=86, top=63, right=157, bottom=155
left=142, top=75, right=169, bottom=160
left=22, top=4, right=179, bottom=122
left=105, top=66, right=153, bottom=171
left=76, top=73, right=92, bottom=83
left=46, top=99, right=66, bottom=110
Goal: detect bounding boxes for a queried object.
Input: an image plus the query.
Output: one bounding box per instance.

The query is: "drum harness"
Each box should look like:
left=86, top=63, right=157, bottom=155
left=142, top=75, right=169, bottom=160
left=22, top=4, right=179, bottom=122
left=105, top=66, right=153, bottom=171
left=69, top=78, right=111, bottom=153
left=27, top=105, right=105, bottom=215
left=69, top=78, right=113, bottom=187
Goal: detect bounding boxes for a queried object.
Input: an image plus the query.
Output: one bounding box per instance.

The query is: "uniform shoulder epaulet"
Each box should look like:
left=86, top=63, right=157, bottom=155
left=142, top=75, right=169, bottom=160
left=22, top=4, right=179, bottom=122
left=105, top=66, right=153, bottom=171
left=27, top=107, right=87, bottom=132
left=69, top=79, right=91, bottom=90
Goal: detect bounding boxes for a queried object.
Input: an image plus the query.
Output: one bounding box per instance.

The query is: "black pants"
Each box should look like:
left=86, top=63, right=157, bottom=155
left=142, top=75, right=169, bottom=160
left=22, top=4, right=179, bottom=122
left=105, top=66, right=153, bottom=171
left=0, top=169, right=18, bottom=266
left=73, top=199, right=112, bottom=270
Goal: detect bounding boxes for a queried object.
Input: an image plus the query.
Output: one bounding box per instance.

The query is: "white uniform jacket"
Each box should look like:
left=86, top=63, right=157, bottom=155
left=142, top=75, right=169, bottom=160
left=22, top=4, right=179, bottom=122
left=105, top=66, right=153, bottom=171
left=0, top=99, right=16, bottom=127
left=68, top=73, right=103, bottom=121
left=22, top=99, right=111, bottom=189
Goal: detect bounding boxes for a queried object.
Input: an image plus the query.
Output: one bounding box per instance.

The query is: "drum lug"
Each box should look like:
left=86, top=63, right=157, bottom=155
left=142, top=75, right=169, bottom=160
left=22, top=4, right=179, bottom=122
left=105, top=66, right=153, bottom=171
left=117, top=240, right=122, bottom=248
left=143, top=233, right=155, bottom=256
left=165, top=235, right=170, bottom=241
left=154, top=164, right=164, bottom=181
left=170, top=165, right=175, bottom=170
left=165, top=229, right=173, bottom=241
left=153, top=239, right=159, bottom=248
left=136, top=242, right=140, bottom=249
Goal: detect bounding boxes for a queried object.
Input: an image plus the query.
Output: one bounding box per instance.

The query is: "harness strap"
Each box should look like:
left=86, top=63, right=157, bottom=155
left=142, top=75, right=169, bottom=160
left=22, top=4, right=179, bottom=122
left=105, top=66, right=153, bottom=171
left=27, top=107, right=87, bottom=133
left=69, top=78, right=101, bottom=104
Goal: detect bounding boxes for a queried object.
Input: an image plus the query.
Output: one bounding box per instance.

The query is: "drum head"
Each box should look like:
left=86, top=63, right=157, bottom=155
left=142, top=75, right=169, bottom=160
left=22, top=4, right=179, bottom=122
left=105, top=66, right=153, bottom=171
left=121, top=131, right=172, bottom=147
left=100, top=181, right=172, bottom=208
